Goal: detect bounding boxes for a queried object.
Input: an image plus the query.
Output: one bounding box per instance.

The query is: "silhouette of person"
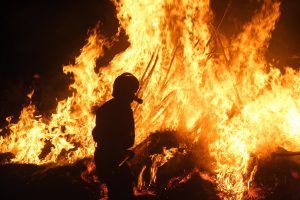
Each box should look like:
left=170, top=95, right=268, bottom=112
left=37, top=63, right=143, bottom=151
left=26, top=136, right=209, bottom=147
left=92, top=72, right=142, bottom=200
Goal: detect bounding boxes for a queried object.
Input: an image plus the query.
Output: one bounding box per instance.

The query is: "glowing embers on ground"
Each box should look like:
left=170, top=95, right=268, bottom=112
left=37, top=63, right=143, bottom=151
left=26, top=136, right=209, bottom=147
left=0, top=0, right=300, bottom=199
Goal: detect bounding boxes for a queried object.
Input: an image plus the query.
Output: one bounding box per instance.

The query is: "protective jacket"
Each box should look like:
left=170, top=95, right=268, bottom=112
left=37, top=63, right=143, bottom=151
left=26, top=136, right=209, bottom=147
left=92, top=98, right=135, bottom=180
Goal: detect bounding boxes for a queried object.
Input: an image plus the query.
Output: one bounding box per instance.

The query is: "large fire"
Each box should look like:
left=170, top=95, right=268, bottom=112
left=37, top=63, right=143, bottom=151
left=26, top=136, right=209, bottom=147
left=0, top=0, right=299, bottom=199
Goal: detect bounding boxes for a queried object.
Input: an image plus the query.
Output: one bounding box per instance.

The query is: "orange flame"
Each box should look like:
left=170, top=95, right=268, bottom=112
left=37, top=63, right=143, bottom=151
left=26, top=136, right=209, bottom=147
left=0, top=0, right=299, bottom=199
left=150, top=147, right=179, bottom=184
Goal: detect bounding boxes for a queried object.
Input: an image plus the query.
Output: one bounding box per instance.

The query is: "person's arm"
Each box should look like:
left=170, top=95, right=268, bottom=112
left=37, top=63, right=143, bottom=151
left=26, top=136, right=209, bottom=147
left=124, top=110, right=135, bottom=149
left=92, top=109, right=103, bottom=143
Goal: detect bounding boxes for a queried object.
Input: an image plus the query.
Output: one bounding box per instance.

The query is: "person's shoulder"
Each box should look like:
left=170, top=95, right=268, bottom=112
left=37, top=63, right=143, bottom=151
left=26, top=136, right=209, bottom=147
left=104, top=98, right=118, bottom=107
left=97, top=98, right=117, bottom=112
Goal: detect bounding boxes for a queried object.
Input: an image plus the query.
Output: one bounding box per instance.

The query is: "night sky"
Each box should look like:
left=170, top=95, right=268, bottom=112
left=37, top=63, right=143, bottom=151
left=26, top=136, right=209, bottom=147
left=0, top=0, right=119, bottom=124
left=0, top=0, right=300, bottom=125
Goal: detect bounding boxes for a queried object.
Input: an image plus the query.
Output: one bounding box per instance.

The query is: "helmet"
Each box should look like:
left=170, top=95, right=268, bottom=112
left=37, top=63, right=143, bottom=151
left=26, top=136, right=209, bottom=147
left=112, top=73, right=142, bottom=103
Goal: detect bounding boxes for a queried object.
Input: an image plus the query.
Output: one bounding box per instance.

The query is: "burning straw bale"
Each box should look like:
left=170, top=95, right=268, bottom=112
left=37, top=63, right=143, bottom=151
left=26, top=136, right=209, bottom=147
left=131, top=130, right=219, bottom=199
left=0, top=132, right=299, bottom=200
left=251, top=154, right=300, bottom=199
left=130, top=131, right=300, bottom=199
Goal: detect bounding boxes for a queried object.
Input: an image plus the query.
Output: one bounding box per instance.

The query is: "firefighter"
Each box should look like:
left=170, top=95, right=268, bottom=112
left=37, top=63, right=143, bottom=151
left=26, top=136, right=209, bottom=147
left=92, top=72, right=142, bottom=200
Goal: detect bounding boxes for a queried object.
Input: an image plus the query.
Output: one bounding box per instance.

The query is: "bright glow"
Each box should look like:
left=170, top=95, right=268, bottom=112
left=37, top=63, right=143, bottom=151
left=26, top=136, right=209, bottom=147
left=0, top=0, right=299, bottom=199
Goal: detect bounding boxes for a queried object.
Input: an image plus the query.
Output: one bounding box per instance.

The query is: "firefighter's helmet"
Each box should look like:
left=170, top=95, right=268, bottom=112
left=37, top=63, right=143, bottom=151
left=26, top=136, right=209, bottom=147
left=112, top=73, right=142, bottom=103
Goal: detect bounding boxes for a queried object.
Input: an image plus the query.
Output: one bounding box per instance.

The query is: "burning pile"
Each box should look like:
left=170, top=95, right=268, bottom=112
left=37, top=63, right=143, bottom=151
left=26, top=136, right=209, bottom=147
left=0, top=0, right=300, bottom=199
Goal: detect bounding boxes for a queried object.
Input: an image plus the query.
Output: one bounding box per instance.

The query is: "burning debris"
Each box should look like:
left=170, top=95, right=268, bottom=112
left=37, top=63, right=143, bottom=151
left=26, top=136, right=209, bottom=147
left=1, top=0, right=300, bottom=199
left=0, top=132, right=299, bottom=199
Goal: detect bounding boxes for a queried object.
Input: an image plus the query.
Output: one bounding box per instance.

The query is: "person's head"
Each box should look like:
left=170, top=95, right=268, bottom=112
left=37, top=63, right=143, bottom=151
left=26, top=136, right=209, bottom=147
left=112, top=73, right=142, bottom=104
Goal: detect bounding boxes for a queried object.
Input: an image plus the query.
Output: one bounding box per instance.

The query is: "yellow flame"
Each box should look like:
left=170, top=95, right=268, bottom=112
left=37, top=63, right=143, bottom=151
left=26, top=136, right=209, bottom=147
left=138, top=165, right=147, bottom=190
left=150, top=147, right=178, bottom=184
left=0, top=0, right=299, bottom=199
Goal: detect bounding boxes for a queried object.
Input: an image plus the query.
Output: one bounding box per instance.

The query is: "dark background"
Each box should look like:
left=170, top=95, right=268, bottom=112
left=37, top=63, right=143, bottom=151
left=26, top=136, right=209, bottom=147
left=0, top=0, right=120, bottom=124
left=0, top=0, right=299, bottom=125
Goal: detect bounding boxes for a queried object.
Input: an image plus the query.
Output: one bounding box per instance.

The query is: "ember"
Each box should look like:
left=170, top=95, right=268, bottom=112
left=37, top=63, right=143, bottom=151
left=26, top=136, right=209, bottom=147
left=1, top=0, right=300, bottom=199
